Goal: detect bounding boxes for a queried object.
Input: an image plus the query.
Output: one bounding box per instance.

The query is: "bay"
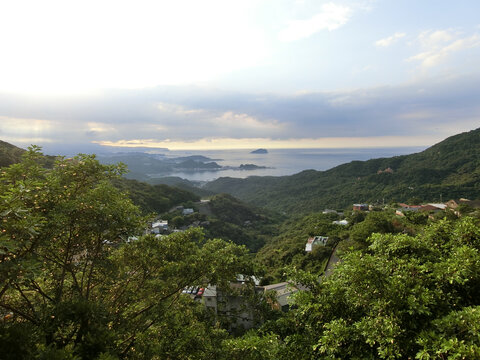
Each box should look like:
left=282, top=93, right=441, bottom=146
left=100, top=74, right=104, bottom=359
left=152, top=147, right=426, bottom=182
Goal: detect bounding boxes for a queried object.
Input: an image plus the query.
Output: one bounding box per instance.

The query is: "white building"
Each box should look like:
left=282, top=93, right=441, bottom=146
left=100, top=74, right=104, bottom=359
left=151, top=220, right=168, bottom=234
left=182, top=208, right=194, bottom=215
left=305, top=236, right=328, bottom=252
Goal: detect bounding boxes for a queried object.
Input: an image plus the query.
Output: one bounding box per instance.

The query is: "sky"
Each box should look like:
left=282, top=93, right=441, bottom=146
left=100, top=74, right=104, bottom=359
left=0, top=0, right=479, bottom=153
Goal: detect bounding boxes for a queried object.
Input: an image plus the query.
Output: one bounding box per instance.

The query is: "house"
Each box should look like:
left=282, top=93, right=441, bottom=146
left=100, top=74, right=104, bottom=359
left=446, top=198, right=480, bottom=215
left=419, top=204, right=446, bottom=212
left=202, top=278, right=263, bottom=331
left=425, top=203, right=447, bottom=210
left=305, top=236, right=328, bottom=252
left=377, top=167, right=394, bottom=174
left=182, top=208, right=194, bottom=215
left=201, top=277, right=295, bottom=331
left=322, top=209, right=338, bottom=215
left=262, top=282, right=297, bottom=312
left=398, top=203, right=422, bottom=211
left=446, top=199, right=460, bottom=209
left=151, top=220, right=168, bottom=234
left=333, top=219, right=348, bottom=226
left=353, top=204, right=369, bottom=211
left=396, top=203, right=422, bottom=216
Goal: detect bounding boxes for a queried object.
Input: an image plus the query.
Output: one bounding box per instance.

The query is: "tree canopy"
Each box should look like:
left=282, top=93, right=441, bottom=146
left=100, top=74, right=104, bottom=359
left=0, top=148, right=252, bottom=359
left=240, top=216, right=480, bottom=359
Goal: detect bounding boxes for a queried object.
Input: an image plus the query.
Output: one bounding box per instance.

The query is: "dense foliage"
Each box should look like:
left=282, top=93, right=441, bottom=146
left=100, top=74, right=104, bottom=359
left=255, top=212, right=343, bottom=284
left=158, top=193, right=281, bottom=252
left=233, top=216, right=480, bottom=359
left=204, top=194, right=280, bottom=252
left=0, top=148, right=253, bottom=359
left=0, top=140, right=25, bottom=167
left=0, top=141, right=55, bottom=169
left=112, top=177, right=200, bottom=214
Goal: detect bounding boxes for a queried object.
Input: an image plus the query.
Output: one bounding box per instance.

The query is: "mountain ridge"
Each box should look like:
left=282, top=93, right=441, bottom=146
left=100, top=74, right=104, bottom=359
left=0, top=140, right=26, bottom=167
left=204, top=128, right=480, bottom=213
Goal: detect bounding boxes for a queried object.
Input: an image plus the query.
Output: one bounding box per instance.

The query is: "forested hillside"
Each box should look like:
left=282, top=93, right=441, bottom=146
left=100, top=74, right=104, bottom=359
left=0, top=142, right=201, bottom=215
left=201, top=194, right=281, bottom=252
left=112, top=177, right=200, bottom=214
left=204, top=128, right=480, bottom=213
left=157, top=193, right=282, bottom=252
left=0, top=140, right=25, bottom=167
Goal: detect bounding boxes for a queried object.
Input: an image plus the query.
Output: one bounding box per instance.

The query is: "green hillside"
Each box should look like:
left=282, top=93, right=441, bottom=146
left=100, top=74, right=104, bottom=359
left=0, top=142, right=57, bottom=169
left=0, top=141, right=200, bottom=215
left=111, top=178, right=200, bottom=214
left=0, top=140, right=26, bottom=167
left=204, top=128, right=480, bottom=213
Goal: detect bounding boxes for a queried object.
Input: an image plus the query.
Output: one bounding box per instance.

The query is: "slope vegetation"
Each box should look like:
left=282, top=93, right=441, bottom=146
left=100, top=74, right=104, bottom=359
left=204, top=128, right=480, bottom=213
left=0, top=140, right=26, bottom=167
left=0, top=140, right=201, bottom=215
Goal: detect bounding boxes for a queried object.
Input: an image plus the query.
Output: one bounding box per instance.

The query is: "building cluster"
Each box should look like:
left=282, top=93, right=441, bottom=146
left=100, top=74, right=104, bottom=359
left=184, top=275, right=298, bottom=331
left=395, top=198, right=480, bottom=217
left=349, top=198, right=480, bottom=217
left=394, top=203, right=446, bottom=216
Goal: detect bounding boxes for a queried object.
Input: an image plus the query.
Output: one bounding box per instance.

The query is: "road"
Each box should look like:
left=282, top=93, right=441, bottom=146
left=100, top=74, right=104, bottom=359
left=323, top=246, right=341, bottom=279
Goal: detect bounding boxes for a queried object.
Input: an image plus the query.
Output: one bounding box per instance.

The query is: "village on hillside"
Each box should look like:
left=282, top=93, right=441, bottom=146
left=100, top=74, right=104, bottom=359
left=130, top=196, right=480, bottom=331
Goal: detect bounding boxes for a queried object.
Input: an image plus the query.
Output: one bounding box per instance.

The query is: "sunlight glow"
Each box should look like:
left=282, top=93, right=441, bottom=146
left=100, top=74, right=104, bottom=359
left=0, top=0, right=266, bottom=95
left=93, top=135, right=443, bottom=150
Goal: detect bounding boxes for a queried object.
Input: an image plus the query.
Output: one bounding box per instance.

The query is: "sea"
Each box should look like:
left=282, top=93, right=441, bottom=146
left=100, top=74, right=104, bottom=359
left=155, top=147, right=426, bottom=182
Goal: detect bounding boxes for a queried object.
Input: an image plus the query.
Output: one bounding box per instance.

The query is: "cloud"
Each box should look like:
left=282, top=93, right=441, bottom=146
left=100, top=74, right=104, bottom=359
left=157, top=103, right=203, bottom=116
left=278, top=3, right=352, bottom=42
left=408, top=30, right=480, bottom=68
left=85, top=122, right=117, bottom=136
left=0, top=116, right=55, bottom=136
left=375, top=32, right=406, bottom=47
left=0, top=0, right=268, bottom=94
left=211, top=112, right=284, bottom=133
left=152, top=101, right=285, bottom=139
left=1, top=74, right=479, bottom=153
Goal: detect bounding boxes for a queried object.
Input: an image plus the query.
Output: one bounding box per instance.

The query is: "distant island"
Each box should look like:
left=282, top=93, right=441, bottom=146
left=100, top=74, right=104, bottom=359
left=239, top=163, right=267, bottom=170
left=175, top=159, right=222, bottom=170
left=250, top=148, right=268, bottom=154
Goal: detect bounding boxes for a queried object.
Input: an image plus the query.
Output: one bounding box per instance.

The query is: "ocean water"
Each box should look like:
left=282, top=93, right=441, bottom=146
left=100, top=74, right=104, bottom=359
left=157, top=147, right=426, bottom=182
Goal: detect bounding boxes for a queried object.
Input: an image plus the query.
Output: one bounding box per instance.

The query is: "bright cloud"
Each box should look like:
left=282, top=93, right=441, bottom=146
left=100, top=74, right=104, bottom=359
left=375, top=32, right=406, bottom=47
left=408, top=30, right=480, bottom=68
left=212, top=112, right=284, bottom=133
left=0, top=116, right=54, bottom=134
left=157, top=103, right=205, bottom=116
left=278, top=3, right=352, bottom=42
left=0, top=0, right=267, bottom=94
left=154, top=102, right=285, bottom=138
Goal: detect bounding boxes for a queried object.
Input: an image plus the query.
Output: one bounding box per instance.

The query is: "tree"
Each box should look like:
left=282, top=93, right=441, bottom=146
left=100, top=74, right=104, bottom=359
left=349, top=211, right=396, bottom=244
left=0, top=148, right=142, bottom=357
